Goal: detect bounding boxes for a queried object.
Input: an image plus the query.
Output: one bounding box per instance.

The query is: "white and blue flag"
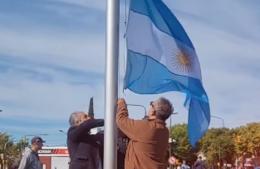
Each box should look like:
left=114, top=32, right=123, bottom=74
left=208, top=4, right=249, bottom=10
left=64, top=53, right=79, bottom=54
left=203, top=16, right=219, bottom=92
left=124, top=0, right=210, bottom=146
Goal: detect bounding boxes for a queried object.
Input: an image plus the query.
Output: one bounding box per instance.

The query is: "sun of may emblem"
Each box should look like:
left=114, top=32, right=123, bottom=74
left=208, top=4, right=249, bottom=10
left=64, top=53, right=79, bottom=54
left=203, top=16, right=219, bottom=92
left=171, top=50, right=193, bottom=73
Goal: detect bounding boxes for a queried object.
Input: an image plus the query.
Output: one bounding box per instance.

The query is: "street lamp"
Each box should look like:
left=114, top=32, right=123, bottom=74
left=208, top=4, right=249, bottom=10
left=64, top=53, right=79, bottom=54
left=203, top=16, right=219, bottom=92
left=211, top=115, right=225, bottom=128
left=58, top=130, right=67, bottom=135
left=169, top=112, right=178, bottom=139
left=126, top=104, right=147, bottom=118
left=211, top=115, right=225, bottom=168
left=169, top=112, right=178, bottom=127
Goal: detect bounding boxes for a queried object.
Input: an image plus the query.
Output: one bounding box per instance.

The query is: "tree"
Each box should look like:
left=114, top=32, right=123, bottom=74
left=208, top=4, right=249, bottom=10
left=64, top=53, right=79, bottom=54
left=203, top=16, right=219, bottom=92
left=200, top=128, right=236, bottom=168
left=0, top=132, right=15, bottom=168
left=0, top=133, right=29, bottom=168
left=234, top=123, right=260, bottom=157
left=170, top=124, right=199, bottom=166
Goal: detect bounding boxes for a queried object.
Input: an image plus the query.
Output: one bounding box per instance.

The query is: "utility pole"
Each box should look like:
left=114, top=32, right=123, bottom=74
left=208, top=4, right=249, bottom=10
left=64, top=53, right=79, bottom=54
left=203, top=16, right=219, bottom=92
left=211, top=114, right=225, bottom=168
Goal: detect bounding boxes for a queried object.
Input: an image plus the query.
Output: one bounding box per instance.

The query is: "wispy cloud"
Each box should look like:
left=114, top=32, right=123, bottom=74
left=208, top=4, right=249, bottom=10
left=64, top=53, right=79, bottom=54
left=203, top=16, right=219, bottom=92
left=0, top=55, right=103, bottom=84
left=0, top=0, right=106, bottom=73
left=51, top=0, right=106, bottom=10
left=164, top=0, right=260, bottom=41
left=0, top=27, right=105, bottom=73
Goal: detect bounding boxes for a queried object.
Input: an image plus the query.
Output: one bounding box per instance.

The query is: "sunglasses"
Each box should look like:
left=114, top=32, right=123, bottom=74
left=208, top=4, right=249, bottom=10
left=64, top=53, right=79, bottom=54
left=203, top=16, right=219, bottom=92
left=150, top=101, right=155, bottom=107
left=35, top=140, right=44, bottom=144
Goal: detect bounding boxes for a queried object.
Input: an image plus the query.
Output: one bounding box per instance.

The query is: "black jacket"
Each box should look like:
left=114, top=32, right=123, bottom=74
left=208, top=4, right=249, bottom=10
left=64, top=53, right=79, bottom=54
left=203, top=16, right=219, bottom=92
left=67, top=119, right=104, bottom=169
left=194, top=160, right=206, bottom=169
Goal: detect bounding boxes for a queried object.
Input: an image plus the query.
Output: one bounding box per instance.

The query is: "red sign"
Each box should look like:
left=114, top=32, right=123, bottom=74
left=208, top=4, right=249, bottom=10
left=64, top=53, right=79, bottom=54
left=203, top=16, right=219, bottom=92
left=39, top=149, right=68, bottom=155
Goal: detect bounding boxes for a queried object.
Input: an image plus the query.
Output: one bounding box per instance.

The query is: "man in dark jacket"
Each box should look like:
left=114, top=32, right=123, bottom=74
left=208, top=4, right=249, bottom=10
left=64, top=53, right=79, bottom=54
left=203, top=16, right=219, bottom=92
left=67, top=111, right=104, bottom=169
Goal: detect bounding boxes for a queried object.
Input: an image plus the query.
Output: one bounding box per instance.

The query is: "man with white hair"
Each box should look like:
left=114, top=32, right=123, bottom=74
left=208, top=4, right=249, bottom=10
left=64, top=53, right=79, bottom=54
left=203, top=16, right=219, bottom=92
left=67, top=111, right=104, bottom=169
left=116, top=97, right=173, bottom=169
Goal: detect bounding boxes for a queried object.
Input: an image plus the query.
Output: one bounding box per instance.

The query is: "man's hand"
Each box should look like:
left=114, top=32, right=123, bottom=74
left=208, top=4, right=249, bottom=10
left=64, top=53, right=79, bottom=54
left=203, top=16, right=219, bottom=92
left=117, top=98, right=127, bottom=113
left=87, top=113, right=94, bottom=120
left=117, top=98, right=126, bottom=107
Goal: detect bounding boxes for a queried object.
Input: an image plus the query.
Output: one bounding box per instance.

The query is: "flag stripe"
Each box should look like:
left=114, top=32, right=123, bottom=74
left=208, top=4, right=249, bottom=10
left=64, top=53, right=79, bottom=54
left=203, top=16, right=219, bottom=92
left=125, top=50, right=208, bottom=101
left=127, top=10, right=201, bottom=80
left=130, top=0, right=194, bottom=50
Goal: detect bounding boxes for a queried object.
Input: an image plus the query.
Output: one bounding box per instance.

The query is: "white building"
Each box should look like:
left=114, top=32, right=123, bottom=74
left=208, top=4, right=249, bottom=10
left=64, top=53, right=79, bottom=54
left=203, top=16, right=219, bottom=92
left=38, top=146, right=69, bottom=169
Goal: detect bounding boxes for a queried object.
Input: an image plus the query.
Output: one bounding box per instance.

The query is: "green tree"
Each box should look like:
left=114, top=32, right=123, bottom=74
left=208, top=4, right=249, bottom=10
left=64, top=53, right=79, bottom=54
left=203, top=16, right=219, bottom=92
left=0, top=133, right=29, bottom=168
left=0, top=132, right=15, bottom=168
left=234, top=123, right=260, bottom=157
left=200, top=128, right=236, bottom=168
left=170, top=124, right=199, bottom=165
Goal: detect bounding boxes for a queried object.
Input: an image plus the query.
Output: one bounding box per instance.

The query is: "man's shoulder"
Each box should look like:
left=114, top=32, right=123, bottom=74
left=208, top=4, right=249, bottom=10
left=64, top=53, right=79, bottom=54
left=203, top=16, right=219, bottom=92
left=23, top=147, right=32, bottom=156
left=134, top=119, right=151, bottom=125
left=68, top=126, right=76, bottom=132
left=124, top=119, right=150, bottom=129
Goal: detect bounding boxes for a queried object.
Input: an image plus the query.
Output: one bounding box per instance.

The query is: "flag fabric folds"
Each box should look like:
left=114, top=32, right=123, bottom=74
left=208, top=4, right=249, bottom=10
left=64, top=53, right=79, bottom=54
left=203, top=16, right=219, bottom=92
left=124, top=0, right=210, bottom=146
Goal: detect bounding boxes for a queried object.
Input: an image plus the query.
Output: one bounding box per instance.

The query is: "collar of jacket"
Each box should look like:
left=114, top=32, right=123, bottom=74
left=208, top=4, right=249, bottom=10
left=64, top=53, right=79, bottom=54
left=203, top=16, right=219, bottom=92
left=147, top=118, right=166, bottom=125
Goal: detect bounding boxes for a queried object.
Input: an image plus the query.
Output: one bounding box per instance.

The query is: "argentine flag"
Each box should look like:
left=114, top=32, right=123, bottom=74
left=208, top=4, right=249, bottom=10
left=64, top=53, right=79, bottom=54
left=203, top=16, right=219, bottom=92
left=124, top=0, right=210, bottom=146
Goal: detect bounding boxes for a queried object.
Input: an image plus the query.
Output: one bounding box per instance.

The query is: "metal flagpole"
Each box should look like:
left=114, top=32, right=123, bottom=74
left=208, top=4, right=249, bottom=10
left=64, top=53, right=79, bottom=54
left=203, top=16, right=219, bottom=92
left=104, top=0, right=119, bottom=168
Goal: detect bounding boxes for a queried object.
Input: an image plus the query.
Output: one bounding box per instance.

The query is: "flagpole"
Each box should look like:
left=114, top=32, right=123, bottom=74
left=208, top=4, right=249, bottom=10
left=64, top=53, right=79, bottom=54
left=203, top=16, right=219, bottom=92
left=104, top=0, right=119, bottom=169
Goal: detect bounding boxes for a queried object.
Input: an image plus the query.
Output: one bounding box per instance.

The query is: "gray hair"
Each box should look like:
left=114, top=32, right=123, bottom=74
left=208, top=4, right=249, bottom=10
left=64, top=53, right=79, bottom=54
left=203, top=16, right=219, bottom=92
left=69, top=112, right=84, bottom=127
left=154, top=97, right=173, bottom=121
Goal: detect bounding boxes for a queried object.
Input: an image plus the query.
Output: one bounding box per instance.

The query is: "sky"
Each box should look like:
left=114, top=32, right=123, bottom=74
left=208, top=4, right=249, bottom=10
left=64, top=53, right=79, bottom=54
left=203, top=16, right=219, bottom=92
left=0, top=0, right=260, bottom=146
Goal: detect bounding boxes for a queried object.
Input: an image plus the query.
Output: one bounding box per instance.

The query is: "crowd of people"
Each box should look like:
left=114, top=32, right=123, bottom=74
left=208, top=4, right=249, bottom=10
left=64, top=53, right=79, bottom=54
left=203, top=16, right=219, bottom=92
left=17, top=97, right=206, bottom=169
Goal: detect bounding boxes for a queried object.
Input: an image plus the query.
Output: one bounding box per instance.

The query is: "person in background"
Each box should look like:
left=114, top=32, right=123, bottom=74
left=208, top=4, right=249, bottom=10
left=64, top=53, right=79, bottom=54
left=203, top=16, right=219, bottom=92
left=18, top=136, right=45, bottom=169
left=193, top=156, right=206, bottom=169
left=67, top=111, right=104, bottom=169
left=181, top=160, right=190, bottom=169
left=116, top=97, right=173, bottom=169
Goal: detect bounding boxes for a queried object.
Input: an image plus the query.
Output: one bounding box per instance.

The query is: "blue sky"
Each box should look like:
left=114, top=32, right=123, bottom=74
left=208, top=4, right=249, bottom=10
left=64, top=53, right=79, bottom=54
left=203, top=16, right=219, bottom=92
left=0, top=0, right=259, bottom=146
